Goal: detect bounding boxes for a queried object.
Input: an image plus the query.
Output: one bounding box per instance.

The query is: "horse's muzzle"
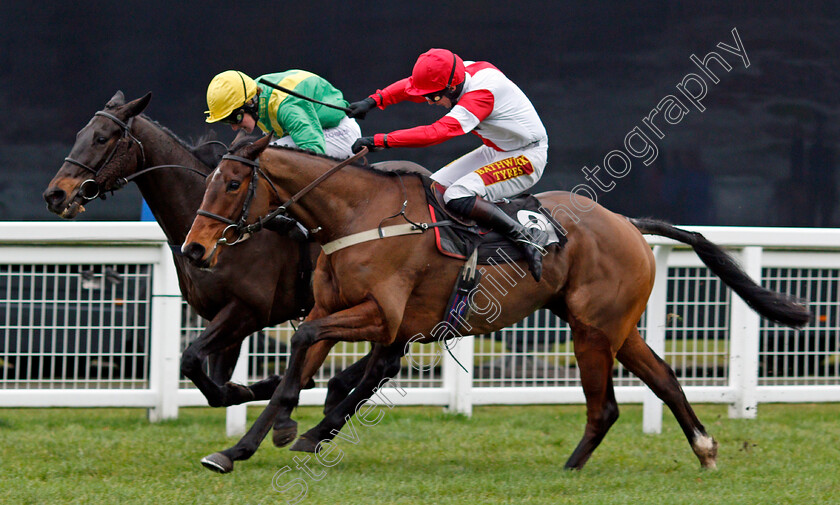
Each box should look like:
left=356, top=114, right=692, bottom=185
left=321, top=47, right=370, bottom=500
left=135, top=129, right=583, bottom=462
left=43, top=187, right=67, bottom=213
left=182, top=241, right=210, bottom=267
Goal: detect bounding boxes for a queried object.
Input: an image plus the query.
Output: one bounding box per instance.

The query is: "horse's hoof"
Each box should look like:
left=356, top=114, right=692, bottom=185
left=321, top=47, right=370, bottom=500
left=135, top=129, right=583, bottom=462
left=692, top=434, right=719, bottom=470
left=200, top=452, right=233, bottom=474
left=290, top=434, right=319, bottom=453
left=273, top=419, right=298, bottom=448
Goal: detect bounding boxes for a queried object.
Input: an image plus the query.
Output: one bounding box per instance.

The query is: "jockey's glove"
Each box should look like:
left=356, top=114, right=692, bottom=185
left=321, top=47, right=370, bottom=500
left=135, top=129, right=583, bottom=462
left=352, top=136, right=383, bottom=154
left=264, top=214, right=305, bottom=239
left=347, top=97, right=377, bottom=120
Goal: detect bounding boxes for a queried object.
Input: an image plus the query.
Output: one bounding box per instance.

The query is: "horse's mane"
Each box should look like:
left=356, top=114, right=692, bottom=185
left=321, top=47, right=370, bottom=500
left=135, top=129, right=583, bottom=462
left=139, top=114, right=224, bottom=170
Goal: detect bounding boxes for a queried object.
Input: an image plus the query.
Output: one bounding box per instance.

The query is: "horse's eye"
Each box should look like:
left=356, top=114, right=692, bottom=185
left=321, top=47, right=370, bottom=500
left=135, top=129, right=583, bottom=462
left=227, top=180, right=241, bottom=191
left=96, top=136, right=107, bottom=144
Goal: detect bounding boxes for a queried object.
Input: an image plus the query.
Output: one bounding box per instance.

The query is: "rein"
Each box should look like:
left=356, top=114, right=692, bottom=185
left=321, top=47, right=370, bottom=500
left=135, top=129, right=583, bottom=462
left=268, top=146, right=369, bottom=221
left=118, top=138, right=226, bottom=185
left=120, top=164, right=209, bottom=184
left=199, top=145, right=457, bottom=251
left=198, top=147, right=369, bottom=245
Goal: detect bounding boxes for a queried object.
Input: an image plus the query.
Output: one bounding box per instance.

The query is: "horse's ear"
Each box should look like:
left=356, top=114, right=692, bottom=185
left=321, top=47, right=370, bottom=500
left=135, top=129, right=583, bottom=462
left=105, top=91, right=126, bottom=109
left=242, top=134, right=273, bottom=160
left=231, top=129, right=251, bottom=147
left=122, top=92, right=152, bottom=119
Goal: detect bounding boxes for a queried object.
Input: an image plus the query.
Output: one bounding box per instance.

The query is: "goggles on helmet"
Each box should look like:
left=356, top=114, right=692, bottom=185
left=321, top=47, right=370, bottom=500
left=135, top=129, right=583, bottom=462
left=218, top=108, right=246, bottom=125
left=424, top=91, right=445, bottom=103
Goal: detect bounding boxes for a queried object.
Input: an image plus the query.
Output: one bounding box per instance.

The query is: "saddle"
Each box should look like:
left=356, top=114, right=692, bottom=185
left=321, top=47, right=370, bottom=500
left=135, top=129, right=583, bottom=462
left=423, top=178, right=566, bottom=264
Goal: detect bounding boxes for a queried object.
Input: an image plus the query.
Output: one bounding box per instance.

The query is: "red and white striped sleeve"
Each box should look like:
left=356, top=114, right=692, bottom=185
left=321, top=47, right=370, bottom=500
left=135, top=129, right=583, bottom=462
left=374, top=89, right=495, bottom=148
left=369, top=78, right=426, bottom=108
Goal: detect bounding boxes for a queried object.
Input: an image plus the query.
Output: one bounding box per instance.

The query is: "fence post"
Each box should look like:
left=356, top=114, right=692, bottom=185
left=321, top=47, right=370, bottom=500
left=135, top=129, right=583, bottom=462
left=643, top=245, right=671, bottom=434
left=148, top=244, right=182, bottom=422
left=226, top=336, right=250, bottom=436
left=443, top=334, right=474, bottom=416
left=728, top=246, right=762, bottom=419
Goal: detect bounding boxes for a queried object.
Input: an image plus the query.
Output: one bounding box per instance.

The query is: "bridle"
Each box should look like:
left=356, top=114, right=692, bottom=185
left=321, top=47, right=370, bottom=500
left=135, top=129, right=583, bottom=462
left=196, top=146, right=369, bottom=246
left=196, top=154, right=274, bottom=245
left=63, top=111, right=147, bottom=200
left=62, top=110, right=217, bottom=201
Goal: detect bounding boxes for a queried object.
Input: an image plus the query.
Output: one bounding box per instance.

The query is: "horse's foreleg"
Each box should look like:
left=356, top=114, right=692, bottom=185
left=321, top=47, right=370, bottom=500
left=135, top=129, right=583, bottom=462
left=291, top=344, right=404, bottom=453
left=201, top=299, right=389, bottom=473
left=208, top=343, right=240, bottom=385
left=181, top=302, right=275, bottom=408
left=564, top=322, right=619, bottom=470
left=616, top=329, right=718, bottom=469
left=271, top=299, right=390, bottom=447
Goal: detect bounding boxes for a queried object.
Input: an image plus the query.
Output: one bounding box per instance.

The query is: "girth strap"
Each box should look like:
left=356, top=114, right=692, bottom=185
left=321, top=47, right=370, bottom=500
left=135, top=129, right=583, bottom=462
left=295, top=240, right=313, bottom=318
left=321, top=223, right=425, bottom=255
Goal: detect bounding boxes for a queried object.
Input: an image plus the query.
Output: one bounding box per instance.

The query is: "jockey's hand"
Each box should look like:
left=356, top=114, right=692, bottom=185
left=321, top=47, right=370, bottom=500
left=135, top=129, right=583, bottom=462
left=263, top=214, right=299, bottom=234
left=352, top=136, right=382, bottom=154
left=347, top=97, right=376, bottom=120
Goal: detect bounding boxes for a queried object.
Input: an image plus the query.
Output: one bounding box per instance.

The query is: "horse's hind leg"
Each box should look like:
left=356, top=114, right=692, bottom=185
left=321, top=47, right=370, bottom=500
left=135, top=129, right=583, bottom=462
left=564, top=320, right=620, bottom=470
left=323, top=350, right=373, bottom=415
left=616, top=328, right=718, bottom=469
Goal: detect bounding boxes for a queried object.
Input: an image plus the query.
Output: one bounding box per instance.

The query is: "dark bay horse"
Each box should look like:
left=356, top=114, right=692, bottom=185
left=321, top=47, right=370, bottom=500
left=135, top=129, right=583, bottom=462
left=43, top=91, right=327, bottom=408
left=183, top=134, right=810, bottom=473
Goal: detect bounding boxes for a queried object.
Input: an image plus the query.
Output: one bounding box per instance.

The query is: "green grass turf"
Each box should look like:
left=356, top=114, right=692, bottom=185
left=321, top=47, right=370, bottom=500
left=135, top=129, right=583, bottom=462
left=1, top=403, right=838, bottom=504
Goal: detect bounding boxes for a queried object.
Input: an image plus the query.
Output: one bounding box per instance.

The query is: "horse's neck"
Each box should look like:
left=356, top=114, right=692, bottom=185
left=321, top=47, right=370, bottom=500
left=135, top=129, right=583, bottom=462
left=265, top=150, right=396, bottom=239
left=131, top=117, right=210, bottom=245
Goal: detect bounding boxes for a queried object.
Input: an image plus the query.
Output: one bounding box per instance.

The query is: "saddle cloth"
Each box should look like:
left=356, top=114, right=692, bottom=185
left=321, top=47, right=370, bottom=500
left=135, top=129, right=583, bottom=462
left=423, top=178, right=566, bottom=264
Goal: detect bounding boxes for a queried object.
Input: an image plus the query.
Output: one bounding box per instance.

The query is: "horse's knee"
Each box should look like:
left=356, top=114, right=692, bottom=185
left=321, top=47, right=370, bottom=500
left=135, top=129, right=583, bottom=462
left=290, top=323, right=317, bottom=348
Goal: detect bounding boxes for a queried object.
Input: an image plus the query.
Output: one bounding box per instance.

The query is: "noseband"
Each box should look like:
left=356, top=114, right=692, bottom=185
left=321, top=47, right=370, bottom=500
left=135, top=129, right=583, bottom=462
left=63, top=111, right=147, bottom=200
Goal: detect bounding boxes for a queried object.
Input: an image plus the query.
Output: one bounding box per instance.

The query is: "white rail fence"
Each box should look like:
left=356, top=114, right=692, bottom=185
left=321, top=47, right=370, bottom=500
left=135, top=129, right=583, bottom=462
left=1, top=222, right=838, bottom=435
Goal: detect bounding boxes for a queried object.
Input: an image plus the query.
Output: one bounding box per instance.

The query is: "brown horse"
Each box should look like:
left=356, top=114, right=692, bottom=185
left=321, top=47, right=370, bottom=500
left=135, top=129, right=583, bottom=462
left=43, top=91, right=330, bottom=408
left=183, top=134, right=810, bottom=473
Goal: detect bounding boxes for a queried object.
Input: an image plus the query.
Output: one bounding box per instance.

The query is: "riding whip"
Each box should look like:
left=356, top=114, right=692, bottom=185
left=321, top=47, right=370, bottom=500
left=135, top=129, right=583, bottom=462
left=257, top=78, right=352, bottom=114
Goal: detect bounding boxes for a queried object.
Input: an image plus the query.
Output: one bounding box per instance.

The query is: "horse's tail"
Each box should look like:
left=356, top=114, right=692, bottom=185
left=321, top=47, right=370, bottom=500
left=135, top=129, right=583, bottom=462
left=629, top=217, right=811, bottom=328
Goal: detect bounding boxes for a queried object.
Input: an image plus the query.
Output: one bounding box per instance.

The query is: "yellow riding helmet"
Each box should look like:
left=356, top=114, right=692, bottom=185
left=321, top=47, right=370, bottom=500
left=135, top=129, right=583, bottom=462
left=205, top=70, right=258, bottom=123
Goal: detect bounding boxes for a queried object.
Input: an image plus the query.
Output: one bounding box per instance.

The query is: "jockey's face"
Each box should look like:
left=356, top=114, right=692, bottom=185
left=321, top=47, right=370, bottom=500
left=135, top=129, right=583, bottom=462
left=424, top=85, right=457, bottom=109
left=231, top=113, right=257, bottom=134
left=430, top=96, right=454, bottom=108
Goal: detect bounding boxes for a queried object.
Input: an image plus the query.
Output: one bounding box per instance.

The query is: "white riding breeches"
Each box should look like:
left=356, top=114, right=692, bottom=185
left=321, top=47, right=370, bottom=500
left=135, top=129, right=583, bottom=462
left=270, top=116, right=362, bottom=159
left=431, top=139, right=548, bottom=203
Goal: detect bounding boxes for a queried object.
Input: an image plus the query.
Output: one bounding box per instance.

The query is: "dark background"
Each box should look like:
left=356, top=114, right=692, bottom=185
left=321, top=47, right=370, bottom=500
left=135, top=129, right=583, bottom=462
left=2, top=0, right=838, bottom=226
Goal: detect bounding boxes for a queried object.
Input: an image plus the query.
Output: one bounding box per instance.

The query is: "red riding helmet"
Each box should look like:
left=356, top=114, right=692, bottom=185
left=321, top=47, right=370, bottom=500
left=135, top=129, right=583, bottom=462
left=405, top=48, right=466, bottom=96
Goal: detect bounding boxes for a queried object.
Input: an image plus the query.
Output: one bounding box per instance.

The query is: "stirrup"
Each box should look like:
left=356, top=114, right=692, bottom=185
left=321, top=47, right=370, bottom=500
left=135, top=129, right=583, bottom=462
left=515, top=227, right=549, bottom=255
left=515, top=237, right=548, bottom=256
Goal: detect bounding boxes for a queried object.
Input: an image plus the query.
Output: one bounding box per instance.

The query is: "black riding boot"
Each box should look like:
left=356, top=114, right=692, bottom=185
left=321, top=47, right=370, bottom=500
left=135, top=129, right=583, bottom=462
left=447, top=196, right=546, bottom=282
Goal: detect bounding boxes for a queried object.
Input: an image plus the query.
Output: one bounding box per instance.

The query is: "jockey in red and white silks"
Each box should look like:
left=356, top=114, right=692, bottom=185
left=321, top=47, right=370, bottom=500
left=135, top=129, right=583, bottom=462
left=349, top=48, right=550, bottom=281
